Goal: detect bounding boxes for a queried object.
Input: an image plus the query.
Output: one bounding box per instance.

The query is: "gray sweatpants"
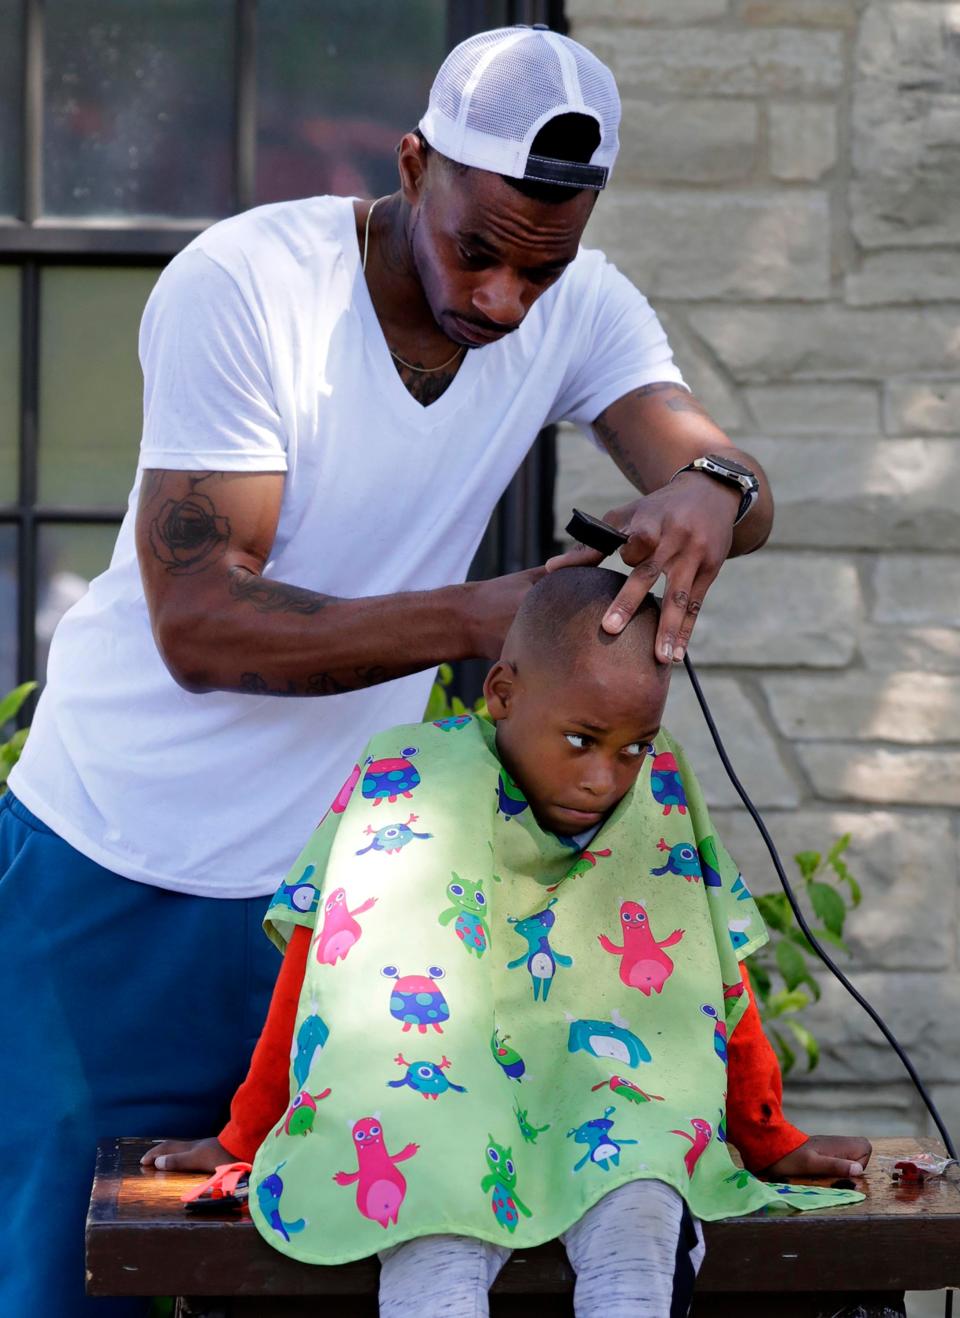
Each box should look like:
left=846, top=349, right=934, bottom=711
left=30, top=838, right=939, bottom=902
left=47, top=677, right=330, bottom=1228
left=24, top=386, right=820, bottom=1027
left=379, top=1179, right=705, bottom=1318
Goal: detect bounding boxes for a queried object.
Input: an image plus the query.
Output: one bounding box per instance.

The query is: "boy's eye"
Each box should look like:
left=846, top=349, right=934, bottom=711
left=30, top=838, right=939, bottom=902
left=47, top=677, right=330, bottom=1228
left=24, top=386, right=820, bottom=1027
left=624, top=741, right=652, bottom=758
left=564, top=733, right=590, bottom=749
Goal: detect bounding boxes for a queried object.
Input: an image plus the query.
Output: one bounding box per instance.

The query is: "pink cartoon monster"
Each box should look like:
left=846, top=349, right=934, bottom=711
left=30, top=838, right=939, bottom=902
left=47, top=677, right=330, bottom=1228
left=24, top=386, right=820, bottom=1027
left=313, top=888, right=377, bottom=966
left=333, top=1116, right=419, bottom=1228
left=671, top=1118, right=713, bottom=1178
left=316, top=763, right=362, bottom=827
left=597, top=901, right=684, bottom=996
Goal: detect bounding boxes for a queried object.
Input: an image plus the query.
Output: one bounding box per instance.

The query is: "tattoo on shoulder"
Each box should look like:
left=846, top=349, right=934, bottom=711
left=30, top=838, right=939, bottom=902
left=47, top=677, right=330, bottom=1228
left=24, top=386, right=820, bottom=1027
left=227, top=565, right=332, bottom=615
left=149, top=493, right=231, bottom=575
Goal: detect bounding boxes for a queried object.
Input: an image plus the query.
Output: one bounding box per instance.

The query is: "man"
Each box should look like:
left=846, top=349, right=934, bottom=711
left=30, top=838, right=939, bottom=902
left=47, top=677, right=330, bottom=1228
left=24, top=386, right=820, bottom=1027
left=0, top=25, right=772, bottom=1316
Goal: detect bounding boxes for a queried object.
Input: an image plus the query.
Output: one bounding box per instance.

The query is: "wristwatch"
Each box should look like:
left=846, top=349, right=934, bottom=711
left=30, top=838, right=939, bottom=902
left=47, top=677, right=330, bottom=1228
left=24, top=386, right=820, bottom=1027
left=671, top=454, right=760, bottom=526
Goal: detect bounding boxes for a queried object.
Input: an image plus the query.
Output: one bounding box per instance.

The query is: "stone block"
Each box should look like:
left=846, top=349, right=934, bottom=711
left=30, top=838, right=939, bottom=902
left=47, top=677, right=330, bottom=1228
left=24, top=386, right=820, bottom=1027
left=924, top=1085, right=960, bottom=1149
left=664, top=673, right=800, bottom=808
left=568, top=0, right=729, bottom=21
left=885, top=380, right=960, bottom=436
left=658, top=311, right=747, bottom=432
left=861, top=627, right=960, bottom=674
left=686, top=553, right=861, bottom=668
left=739, top=0, right=858, bottom=26
left=710, top=806, right=957, bottom=972
left=745, top=384, right=879, bottom=435
left=617, top=99, right=759, bottom=182
left=874, top=556, right=960, bottom=627
left=796, top=745, right=960, bottom=806
left=744, top=437, right=960, bottom=551
left=585, top=189, right=830, bottom=300
left=688, top=307, right=960, bottom=380
left=763, top=672, right=960, bottom=742
left=780, top=1082, right=924, bottom=1140
left=850, top=3, right=960, bottom=248
left=777, top=971, right=960, bottom=1084
left=846, top=252, right=960, bottom=307
left=769, top=103, right=838, bottom=181
left=573, top=26, right=845, bottom=97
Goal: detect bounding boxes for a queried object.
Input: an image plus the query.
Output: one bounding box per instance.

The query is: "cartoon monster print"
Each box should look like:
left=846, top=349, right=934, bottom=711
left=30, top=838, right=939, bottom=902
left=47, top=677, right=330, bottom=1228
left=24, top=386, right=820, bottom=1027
left=725, top=1167, right=753, bottom=1191
left=723, top=979, right=746, bottom=1008
left=333, top=1116, right=419, bottom=1229
left=700, top=1003, right=728, bottom=1064
left=313, top=888, right=377, bottom=966
left=590, top=1075, right=663, bottom=1105
left=514, top=1100, right=550, bottom=1144
left=496, top=769, right=529, bottom=821
left=275, top=1087, right=332, bottom=1137
left=731, top=874, right=752, bottom=902
left=256, top=1163, right=306, bottom=1241
left=388, top=1054, right=467, bottom=1100
left=362, top=748, right=421, bottom=807
left=671, top=1118, right=713, bottom=1178
left=433, top=715, right=472, bottom=731
left=317, top=763, right=361, bottom=827
left=598, top=901, right=684, bottom=996
left=356, top=815, right=432, bottom=856
left=438, top=875, right=490, bottom=957
left=651, top=839, right=702, bottom=882
left=382, top=965, right=450, bottom=1034
left=697, top=835, right=724, bottom=889
left=291, top=1008, right=329, bottom=1088
left=566, top=1009, right=651, bottom=1068
left=481, top=1137, right=533, bottom=1232
left=649, top=751, right=688, bottom=815
left=491, top=1027, right=526, bottom=1082
left=547, top=847, right=613, bottom=893
left=568, top=1106, right=639, bottom=1173
left=728, top=917, right=753, bottom=951
left=273, top=863, right=321, bottom=915
left=506, top=899, right=573, bottom=1002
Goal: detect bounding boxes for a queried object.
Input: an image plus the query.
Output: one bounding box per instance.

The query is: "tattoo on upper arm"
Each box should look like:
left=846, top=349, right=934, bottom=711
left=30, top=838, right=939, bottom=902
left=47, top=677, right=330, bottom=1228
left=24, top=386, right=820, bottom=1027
left=593, top=415, right=645, bottom=489
left=227, top=565, right=332, bottom=615
left=628, top=382, right=710, bottom=417
left=594, top=385, right=714, bottom=490
left=238, top=665, right=395, bottom=698
left=149, top=494, right=231, bottom=575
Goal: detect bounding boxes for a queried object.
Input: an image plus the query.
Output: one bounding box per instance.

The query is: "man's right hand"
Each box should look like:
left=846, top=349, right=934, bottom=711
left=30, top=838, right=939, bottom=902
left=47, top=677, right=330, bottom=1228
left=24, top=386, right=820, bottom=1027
left=140, top=1135, right=234, bottom=1172
left=463, top=566, right=546, bottom=659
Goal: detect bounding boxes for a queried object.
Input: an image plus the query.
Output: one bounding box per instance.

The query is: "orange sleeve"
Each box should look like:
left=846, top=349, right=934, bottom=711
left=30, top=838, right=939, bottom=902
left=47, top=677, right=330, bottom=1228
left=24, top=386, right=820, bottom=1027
left=219, top=924, right=311, bottom=1162
left=726, top=962, right=808, bottom=1172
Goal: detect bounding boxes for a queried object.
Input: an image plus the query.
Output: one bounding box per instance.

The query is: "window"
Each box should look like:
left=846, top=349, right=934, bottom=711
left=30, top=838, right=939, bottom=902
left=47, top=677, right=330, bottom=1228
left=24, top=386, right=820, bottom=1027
left=1, top=0, right=561, bottom=704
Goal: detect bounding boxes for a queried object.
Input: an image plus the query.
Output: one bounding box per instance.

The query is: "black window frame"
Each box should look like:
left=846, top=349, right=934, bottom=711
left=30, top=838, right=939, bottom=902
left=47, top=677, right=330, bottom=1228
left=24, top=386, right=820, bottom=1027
left=1, top=0, right=564, bottom=704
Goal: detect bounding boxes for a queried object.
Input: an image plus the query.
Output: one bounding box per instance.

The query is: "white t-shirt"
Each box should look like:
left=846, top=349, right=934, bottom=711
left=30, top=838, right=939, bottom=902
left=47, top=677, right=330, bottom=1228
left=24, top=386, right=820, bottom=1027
left=10, top=195, right=684, bottom=898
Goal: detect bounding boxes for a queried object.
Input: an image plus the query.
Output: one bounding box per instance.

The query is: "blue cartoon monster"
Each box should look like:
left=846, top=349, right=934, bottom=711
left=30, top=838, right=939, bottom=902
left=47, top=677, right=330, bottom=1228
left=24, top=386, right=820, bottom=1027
left=292, top=1009, right=329, bottom=1088
left=362, top=747, right=421, bottom=806
left=273, top=863, right=321, bottom=914
left=356, top=814, right=432, bottom=856
left=568, top=1106, right=639, bottom=1172
left=388, top=1053, right=467, bottom=1100
left=651, top=838, right=702, bottom=882
left=649, top=751, right=687, bottom=815
left=496, top=770, right=529, bottom=821
left=566, top=1009, right=651, bottom=1068
left=506, top=899, right=573, bottom=1002
left=256, top=1163, right=306, bottom=1241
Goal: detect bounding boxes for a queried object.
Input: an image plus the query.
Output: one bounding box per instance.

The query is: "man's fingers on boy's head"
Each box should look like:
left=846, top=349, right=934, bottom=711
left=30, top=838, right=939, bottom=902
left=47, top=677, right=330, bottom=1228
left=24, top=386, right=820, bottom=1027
left=545, top=544, right=604, bottom=573
left=603, top=565, right=660, bottom=638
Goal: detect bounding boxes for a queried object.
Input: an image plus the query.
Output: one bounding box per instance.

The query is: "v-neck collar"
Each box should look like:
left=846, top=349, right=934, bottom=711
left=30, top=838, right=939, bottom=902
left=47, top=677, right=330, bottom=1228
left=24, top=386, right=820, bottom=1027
left=344, top=198, right=488, bottom=428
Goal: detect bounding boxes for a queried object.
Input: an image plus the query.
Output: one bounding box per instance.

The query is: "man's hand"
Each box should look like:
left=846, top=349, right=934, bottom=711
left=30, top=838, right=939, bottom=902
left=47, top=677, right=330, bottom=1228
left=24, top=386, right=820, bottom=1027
left=462, top=566, right=547, bottom=659
left=140, top=1135, right=235, bottom=1173
left=763, top=1135, right=873, bottom=1180
left=547, top=475, right=739, bottom=664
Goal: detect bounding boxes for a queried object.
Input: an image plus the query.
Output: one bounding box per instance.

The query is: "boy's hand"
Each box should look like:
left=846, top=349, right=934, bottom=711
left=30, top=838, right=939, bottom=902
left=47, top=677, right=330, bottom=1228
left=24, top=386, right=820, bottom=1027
left=140, top=1136, right=234, bottom=1173
left=763, top=1135, right=873, bottom=1179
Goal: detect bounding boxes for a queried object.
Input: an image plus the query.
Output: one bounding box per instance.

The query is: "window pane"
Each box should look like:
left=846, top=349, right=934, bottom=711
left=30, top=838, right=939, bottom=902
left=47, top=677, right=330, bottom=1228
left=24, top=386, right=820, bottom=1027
left=0, top=266, right=18, bottom=504
left=0, top=0, right=22, bottom=216
left=256, top=0, right=447, bottom=204
left=37, top=522, right=119, bottom=684
left=44, top=0, right=235, bottom=219
left=0, top=523, right=17, bottom=696
left=39, top=266, right=159, bottom=507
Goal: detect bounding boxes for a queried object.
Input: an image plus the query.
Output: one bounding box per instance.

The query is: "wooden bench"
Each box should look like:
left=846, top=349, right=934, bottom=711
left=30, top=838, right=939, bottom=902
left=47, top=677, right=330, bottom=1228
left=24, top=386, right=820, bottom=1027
left=87, top=1137, right=960, bottom=1317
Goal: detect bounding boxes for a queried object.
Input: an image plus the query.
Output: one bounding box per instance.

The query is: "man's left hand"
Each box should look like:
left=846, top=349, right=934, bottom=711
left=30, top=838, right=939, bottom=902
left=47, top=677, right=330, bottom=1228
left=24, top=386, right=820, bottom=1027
left=546, top=471, right=740, bottom=664
left=763, top=1135, right=873, bottom=1180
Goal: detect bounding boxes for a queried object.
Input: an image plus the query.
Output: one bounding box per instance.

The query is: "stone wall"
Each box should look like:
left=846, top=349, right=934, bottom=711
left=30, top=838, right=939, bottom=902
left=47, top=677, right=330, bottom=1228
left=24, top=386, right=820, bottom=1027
left=562, top=0, right=960, bottom=1142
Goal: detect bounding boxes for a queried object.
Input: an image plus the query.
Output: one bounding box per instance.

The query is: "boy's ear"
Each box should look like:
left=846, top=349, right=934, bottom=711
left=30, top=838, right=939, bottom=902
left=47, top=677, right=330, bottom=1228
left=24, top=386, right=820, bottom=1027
left=483, top=661, right=515, bottom=721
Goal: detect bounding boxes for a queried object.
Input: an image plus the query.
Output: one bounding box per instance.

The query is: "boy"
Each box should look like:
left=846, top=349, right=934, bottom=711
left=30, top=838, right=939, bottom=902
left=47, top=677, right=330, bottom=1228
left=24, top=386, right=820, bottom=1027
left=146, top=568, right=870, bottom=1316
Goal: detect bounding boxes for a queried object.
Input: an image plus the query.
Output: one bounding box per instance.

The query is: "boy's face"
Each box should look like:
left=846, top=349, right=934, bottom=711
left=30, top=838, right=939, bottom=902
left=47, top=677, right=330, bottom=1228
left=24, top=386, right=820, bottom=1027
left=483, top=649, right=668, bottom=837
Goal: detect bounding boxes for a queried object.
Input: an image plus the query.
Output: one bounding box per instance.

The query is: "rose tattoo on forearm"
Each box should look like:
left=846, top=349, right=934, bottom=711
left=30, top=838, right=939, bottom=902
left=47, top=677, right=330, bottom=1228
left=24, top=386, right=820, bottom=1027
left=149, top=495, right=230, bottom=575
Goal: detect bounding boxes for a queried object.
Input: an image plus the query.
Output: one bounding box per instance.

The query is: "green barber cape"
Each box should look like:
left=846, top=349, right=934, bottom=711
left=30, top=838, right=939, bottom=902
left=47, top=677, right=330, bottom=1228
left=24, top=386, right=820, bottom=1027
left=249, top=715, right=862, bottom=1263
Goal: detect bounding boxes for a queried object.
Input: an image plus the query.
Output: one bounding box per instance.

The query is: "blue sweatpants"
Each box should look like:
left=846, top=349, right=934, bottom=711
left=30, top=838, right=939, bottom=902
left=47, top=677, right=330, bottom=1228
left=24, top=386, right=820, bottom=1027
left=0, top=791, right=281, bottom=1317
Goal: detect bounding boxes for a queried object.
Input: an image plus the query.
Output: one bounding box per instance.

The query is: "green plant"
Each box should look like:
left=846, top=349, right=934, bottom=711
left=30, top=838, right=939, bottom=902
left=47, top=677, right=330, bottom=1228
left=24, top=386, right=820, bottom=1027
left=424, top=663, right=487, bottom=722
left=747, top=835, right=861, bottom=1077
left=0, top=681, right=37, bottom=794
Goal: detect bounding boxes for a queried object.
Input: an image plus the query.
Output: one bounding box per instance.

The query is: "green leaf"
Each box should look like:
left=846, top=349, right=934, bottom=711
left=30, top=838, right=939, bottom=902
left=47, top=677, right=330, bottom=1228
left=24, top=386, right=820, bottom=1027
left=794, top=849, right=821, bottom=882
left=809, top=881, right=846, bottom=937
left=826, top=834, right=851, bottom=866
left=811, top=925, right=850, bottom=954
left=756, top=893, right=792, bottom=934
left=771, top=1027, right=796, bottom=1078
left=767, top=987, right=812, bottom=1018
left=748, top=962, right=771, bottom=1003
left=437, top=662, right=454, bottom=686
left=450, top=696, right=467, bottom=715
left=785, top=1019, right=820, bottom=1072
left=0, top=681, right=37, bottom=729
left=775, top=937, right=808, bottom=991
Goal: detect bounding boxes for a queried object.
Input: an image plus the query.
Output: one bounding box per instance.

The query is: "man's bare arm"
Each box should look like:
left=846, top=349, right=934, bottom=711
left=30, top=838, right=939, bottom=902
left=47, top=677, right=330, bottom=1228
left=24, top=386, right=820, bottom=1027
left=548, top=382, right=774, bottom=663
left=136, top=469, right=541, bottom=696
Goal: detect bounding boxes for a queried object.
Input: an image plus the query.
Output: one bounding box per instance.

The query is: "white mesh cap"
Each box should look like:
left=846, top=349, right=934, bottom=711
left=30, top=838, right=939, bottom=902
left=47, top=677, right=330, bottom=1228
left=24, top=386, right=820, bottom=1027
left=419, top=25, right=620, bottom=191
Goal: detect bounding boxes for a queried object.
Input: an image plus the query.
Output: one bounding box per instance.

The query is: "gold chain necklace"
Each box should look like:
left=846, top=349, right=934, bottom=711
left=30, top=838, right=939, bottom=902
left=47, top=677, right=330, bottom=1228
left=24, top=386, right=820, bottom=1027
left=362, top=197, right=466, bottom=376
